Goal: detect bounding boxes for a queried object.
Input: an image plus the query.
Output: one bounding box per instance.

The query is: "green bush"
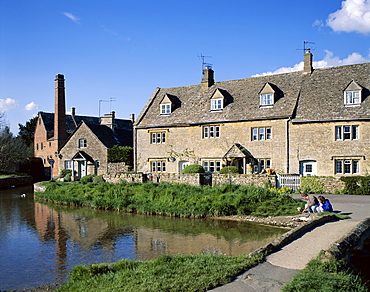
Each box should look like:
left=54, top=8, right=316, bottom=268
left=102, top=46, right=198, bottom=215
left=181, top=164, right=205, bottom=174
left=64, top=173, right=72, bottom=182
left=219, top=166, right=239, bottom=174
left=340, top=176, right=370, bottom=195
left=80, top=174, right=95, bottom=184
left=60, top=169, right=72, bottom=178
left=108, top=145, right=133, bottom=165
left=93, top=175, right=105, bottom=184
left=299, top=176, right=325, bottom=194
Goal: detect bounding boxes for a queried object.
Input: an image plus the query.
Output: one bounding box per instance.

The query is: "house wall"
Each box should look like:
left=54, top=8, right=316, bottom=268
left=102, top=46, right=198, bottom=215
left=34, top=114, right=60, bottom=177
left=289, top=121, right=370, bottom=176
left=136, top=119, right=289, bottom=174
left=59, top=123, right=108, bottom=178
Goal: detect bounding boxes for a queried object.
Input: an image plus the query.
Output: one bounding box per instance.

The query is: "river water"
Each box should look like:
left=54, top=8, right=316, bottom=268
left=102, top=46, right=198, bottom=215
left=0, top=186, right=286, bottom=291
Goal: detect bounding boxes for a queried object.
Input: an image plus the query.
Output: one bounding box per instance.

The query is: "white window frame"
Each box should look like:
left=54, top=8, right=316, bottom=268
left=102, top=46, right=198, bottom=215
left=260, top=93, right=274, bottom=106
left=79, top=138, right=87, bottom=148
left=202, top=160, right=221, bottom=173
left=335, top=125, right=359, bottom=141
left=253, top=158, right=271, bottom=173
left=344, top=90, right=361, bottom=105
left=160, top=103, right=171, bottom=114
left=151, top=160, right=166, bottom=172
left=151, top=132, right=166, bottom=144
left=211, top=98, right=223, bottom=110
left=252, top=127, right=272, bottom=141
left=335, top=159, right=360, bottom=174
left=203, top=125, right=220, bottom=138
left=65, top=160, right=72, bottom=169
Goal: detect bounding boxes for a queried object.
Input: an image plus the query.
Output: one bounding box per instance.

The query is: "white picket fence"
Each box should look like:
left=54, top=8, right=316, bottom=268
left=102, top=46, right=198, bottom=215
left=276, top=174, right=301, bottom=191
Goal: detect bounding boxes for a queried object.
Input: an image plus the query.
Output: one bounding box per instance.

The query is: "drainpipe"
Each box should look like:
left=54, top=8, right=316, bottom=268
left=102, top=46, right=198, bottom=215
left=286, top=118, right=291, bottom=173
left=133, top=126, right=137, bottom=172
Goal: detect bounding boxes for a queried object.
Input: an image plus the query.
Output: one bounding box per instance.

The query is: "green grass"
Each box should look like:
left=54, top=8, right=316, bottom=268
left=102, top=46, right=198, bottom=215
left=57, top=253, right=264, bottom=292
left=282, top=252, right=367, bottom=292
left=35, top=181, right=304, bottom=218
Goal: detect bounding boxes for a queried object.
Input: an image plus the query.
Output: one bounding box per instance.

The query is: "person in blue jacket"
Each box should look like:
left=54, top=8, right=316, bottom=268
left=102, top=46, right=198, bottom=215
left=317, top=195, right=333, bottom=212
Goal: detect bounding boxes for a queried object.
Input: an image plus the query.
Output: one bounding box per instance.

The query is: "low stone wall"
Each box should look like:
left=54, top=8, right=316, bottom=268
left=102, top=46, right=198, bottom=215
left=103, top=173, right=146, bottom=184
left=149, top=173, right=203, bottom=186
left=322, top=217, right=370, bottom=261
left=212, top=174, right=277, bottom=188
left=316, top=177, right=345, bottom=193
left=107, top=162, right=130, bottom=173
left=0, top=176, right=34, bottom=190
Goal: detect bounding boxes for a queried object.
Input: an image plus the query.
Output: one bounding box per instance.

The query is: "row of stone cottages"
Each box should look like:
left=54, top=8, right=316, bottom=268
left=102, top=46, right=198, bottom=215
left=34, top=51, right=370, bottom=192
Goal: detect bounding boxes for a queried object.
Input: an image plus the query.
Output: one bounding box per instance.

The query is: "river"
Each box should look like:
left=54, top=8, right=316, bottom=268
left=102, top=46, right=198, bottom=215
left=0, top=186, right=286, bottom=291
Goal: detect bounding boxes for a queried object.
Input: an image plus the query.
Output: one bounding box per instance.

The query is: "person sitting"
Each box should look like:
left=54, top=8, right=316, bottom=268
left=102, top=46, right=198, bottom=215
left=317, top=195, right=333, bottom=213
left=298, top=193, right=319, bottom=213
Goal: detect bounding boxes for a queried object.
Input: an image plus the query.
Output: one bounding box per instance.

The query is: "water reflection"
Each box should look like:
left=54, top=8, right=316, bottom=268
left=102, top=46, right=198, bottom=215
left=0, top=186, right=286, bottom=291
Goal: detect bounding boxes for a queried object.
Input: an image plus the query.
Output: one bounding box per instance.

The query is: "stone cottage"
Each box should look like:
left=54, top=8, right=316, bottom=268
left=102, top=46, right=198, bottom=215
left=134, top=51, right=370, bottom=177
left=34, top=74, right=133, bottom=178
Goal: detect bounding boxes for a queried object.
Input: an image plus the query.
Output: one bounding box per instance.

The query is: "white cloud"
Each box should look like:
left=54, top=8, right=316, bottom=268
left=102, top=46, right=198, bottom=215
left=252, top=50, right=370, bottom=77
left=0, top=98, right=18, bottom=112
left=63, top=12, right=80, bottom=23
left=326, top=0, right=370, bottom=34
left=24, top=102, right=39, bottom=111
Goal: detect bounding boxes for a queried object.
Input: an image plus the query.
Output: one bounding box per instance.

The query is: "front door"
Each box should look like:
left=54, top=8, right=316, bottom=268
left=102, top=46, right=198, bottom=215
left=300, top=160, right=317, bottom=176
left=78, top=160, right=86, bottom=178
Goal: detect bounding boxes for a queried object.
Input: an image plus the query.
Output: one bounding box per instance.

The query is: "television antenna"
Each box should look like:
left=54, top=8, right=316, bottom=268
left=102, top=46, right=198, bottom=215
left=298, top=40, right=315, bottom=53
left=99, top=97, right=116, bottom=117
left=198, top=54, right=212, bottom=71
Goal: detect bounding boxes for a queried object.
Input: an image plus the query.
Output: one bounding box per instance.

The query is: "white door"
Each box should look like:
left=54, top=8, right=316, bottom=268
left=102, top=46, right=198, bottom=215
left=300, top=161, right=317, bottom=176
left=78, top=161, right=87, bottom=178
left=179, top=161, right=190, bottom=173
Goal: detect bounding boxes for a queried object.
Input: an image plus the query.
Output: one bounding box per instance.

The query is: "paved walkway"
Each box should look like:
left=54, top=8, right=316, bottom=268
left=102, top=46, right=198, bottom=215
left=209, top=194, right=370, bottom=292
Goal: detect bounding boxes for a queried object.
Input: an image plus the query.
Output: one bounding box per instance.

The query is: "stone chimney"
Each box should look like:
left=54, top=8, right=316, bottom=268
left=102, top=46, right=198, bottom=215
left=100, top=111, right=115, bottom=129
left=54, top=74, right=67, bottom=150
left=71, top=107, right=77, bottom=127
left=201, top=66, right=214, bottom=87
left=303, top=50, right=313, bottom=74
left=130, top=113, right=135, bottom=123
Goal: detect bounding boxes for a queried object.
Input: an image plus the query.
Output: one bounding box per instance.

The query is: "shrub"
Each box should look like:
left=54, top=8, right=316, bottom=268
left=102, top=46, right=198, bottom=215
left=64, top=173, right=72, bottom=182
left=93, top=175, right=105, bottom=184
left=299, top=176, right=325, bottom=194
left=80, top=174, right=95, bottom=184
left=60, top=169, right=72, bottom=178
left=108, top=145, right=133, bottom=165
left=219, top=166, right=239, bottom=174
left=340, top=176, right=370, bottom=195
left=181, top=164, right=205, bottom=174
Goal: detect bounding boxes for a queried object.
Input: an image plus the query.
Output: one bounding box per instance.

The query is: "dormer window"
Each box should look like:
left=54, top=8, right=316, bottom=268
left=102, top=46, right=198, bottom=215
left=210, top=88, right=228, bottom=111
left=260, top=94, right=273, bottom=106
left=160, top=94, right=174, bottom=115
left=344, top=80, right=362, bottom=106
left=160, top=103, right=171, bottom=114
left=211, top=98, right=223, bottom=110
left=259, top=83, right=276, bottom=107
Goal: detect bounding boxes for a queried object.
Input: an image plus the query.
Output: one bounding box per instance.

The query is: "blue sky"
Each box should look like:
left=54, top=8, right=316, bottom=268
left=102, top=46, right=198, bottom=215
left=1, top=0, right=370, bottom=134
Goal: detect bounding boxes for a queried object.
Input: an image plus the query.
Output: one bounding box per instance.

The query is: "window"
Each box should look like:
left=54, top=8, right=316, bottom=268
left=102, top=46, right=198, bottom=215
left=65, top=160, right=72, bottom=169
left=202, top=160, right=221, bottom=173
left=335, top=159, right=359, bottom=174
left=344, top=91, right=361, bottom=105
left=260, top=94, right=274, bottom=106
left=79, top=138, right=87, bottom=148
left=252, top=127, right=272, bottom=141
left=151, top=160, right=166, bottom=172
left=203, top=125, right=220, bottom=138
left=151, top=132, right=166, bottom=144
left=211, top=98, right=223, bottom=110
left=160, top=104, right=171, bottom=114
left=335, top=125, right=359, bottom=140
left=253, top=159, right=271, bottom=173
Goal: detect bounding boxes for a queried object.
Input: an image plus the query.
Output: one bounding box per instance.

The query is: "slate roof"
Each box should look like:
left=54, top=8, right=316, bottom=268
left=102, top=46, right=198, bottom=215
left=135, top=62, right=370, bottom=128
left=40, top=112, right=133, bottom=147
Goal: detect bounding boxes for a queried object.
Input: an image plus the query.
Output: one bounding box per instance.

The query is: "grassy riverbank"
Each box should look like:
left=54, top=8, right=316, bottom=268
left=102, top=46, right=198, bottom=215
left=57, top=253, right=263, bottom=291
left=35, top=180, right=303, bottom=217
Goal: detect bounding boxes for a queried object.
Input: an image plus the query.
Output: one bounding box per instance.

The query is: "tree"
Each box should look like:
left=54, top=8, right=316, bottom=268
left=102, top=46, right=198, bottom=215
left=107, top=145, right=133, bottom=166
left=0, top=126, right=28, bottom=172
left=18, top=116, right=37, bottom=147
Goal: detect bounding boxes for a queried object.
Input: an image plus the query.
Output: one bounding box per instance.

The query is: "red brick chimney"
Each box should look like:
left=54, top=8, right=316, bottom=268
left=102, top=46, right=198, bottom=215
left=54, top=74, right=67, bottom=150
